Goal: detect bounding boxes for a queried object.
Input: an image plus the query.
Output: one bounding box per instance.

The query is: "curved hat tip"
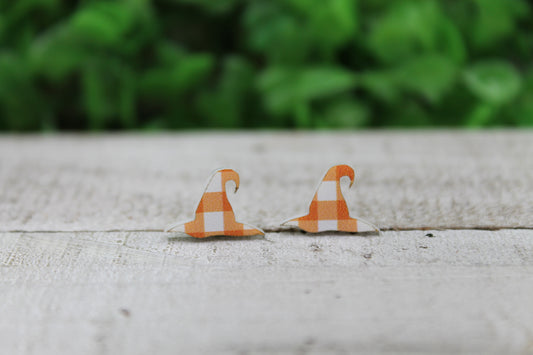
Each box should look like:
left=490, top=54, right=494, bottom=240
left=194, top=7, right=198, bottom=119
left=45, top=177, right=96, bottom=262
left=217, top=168, right=240, bottom=193
left=339, top=164, right=355, bottom=187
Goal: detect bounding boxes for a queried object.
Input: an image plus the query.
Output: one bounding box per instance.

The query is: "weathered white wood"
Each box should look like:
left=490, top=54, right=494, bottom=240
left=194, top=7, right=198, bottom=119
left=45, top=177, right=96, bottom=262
left=1, top=132, right=533, bottom=354
left=1, top=230, right=533, bottom=355
left=0, top=131, right=532, bottom=231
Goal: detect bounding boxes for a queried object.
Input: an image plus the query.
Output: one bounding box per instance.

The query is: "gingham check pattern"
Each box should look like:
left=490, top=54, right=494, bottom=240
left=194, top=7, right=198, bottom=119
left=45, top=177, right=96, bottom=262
left=174, top=169, right=263, bottom=238
left=285, top=165, right=376, bottom=233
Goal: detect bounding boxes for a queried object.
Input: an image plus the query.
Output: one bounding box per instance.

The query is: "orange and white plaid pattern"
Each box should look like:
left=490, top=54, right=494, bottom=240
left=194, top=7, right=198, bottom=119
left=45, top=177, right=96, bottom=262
left=166, top=169, right=264, bottom=238
left=283, top=165, right=378, bottom=233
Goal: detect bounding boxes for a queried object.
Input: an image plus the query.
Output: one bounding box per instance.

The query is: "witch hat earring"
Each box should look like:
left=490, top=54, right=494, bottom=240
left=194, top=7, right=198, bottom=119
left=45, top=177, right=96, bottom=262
left=281, top=165, right=378, bottom=234
left=165, top=168, right=264, bottom=238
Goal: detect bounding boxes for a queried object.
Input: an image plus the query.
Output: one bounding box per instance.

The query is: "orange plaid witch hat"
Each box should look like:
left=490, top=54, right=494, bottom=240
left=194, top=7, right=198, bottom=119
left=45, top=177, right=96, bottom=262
left=165, top=168, right=264, bottom=238
left=281, top=165, right=378, bottom=233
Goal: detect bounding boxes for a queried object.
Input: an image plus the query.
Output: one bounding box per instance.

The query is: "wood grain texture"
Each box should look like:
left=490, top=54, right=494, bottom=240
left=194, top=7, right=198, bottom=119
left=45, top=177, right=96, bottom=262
left=1, top=230, right=533, bottom=355
left=1, top=132, right=532, bottom=354
left=0, top=131, right=532, bottom=231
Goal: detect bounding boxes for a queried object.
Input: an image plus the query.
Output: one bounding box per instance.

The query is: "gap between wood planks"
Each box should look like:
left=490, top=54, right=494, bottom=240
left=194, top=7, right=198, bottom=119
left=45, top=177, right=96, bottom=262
left=0, top=226, right=532, bottom=234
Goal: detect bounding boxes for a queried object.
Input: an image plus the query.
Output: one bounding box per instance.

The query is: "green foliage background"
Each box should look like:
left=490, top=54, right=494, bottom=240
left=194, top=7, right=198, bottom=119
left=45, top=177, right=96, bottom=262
left=1, top=0, right=532, bottom=130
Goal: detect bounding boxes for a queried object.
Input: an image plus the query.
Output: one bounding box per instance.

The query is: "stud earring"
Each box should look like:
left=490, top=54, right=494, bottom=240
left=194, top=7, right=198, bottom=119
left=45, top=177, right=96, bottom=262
left=281, top=164, right=378, bottom=234
left=165, top=168, right=264, bottom=238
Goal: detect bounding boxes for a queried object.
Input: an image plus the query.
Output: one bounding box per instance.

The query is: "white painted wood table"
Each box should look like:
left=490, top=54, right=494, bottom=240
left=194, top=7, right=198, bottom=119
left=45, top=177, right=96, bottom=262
left=1, top=131, right=532, bottom=354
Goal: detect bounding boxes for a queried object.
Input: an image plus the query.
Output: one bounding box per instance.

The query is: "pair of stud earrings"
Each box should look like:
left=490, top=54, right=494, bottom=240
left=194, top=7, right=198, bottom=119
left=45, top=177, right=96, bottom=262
left=165, top=164, right=379, bottom=238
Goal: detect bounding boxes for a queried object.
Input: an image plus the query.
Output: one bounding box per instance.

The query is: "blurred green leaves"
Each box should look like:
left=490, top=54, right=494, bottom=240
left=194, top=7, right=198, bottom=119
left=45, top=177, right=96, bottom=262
left=463, top=60, right=522, bottom=126
left=258, top=66, right=357, bottom=126
left=464, top=61, right=522, bottom=105
left=470, top=0, right=529, bottom=49
left=0, top=0, right=532, bottom=130
left=367, top=1, right=466, bottom=65
left=362, top=54, right=458, bottom=103
left=198, top=56, right=255, bottom=127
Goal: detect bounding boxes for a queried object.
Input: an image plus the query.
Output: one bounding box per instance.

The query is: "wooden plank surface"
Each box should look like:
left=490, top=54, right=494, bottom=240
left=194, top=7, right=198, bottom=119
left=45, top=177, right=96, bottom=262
left=1, top=230, right=533, bottom=355
left=0, top=131, right=532, bottom=231
left=1, top=132, right=532, bottom=354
